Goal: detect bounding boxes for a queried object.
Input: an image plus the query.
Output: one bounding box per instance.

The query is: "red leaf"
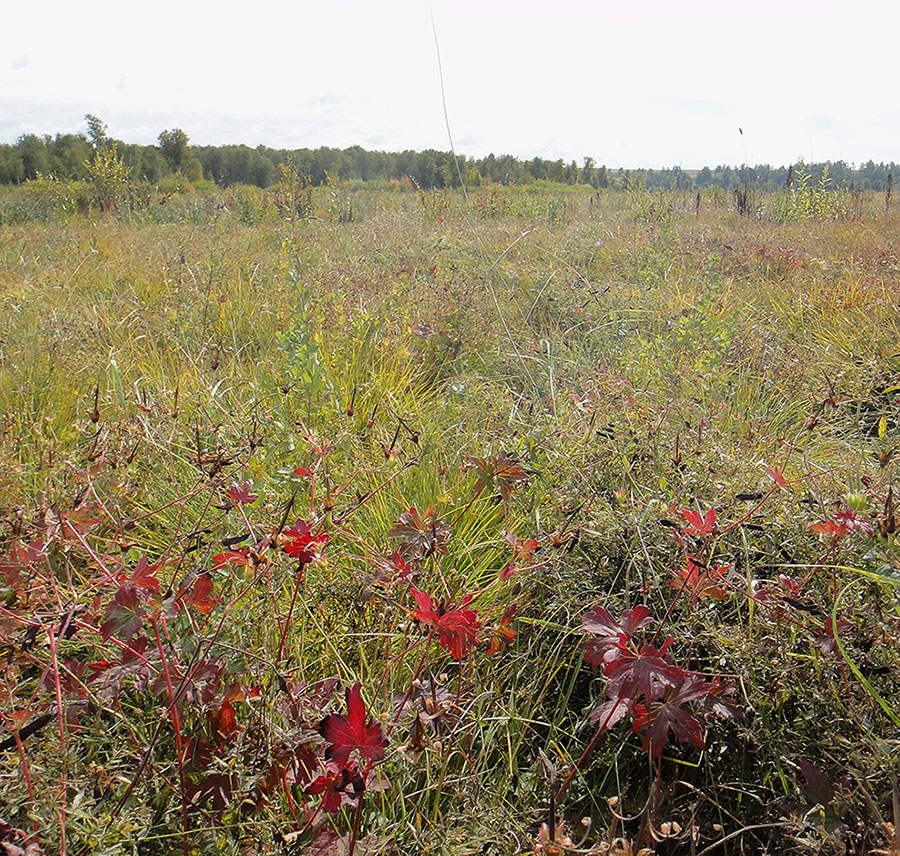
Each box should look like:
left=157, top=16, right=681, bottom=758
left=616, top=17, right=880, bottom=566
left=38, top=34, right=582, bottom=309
left=227, top=481, right=258, bottom=506
left=764, top=464, right=790, bottom=489
left=100, top=585, right=147, bottom=641
left=668, top=556, right=730, bottom=605
left=183, top=574, right=221, bottom=615
left=409, top=584, right=434, bottom=614
left=809, top=519, right=850, bottom=541
left=799, top=759, right=834, bottom=805
left=388, top=506, right=450, bottom=562
left=812, top=616, right=854, bottom=658
left=587, top=694, right=634, bottom=730
left=498, top=561, right=517, bottom=581
left=681, top=507, right=716, bottom=538
left=305, top=766, right=365, bottom=813
left=212, top=549, right=252, bottom=570
left=371, top=551, right=417, bottom=588
left=465, top=452, right=530, bottom=503
left=409, top=585, right=481, bottom=660
left=603, top=639, right=685, bottom=702
left=304, top=829, right=343, bottom=856
left=631, top=675, right=711, bottom=759
left=307, top=773, right=345, bottom=814
left=210, top=692, right=241, bottom=748
left=128, top=555, right=160, bottom=594
left=582, top=605, right=652, bottom=667
left=111, top=555, right=161, bottom=594
left=700, top=678, right=742, bottom=720
left=486, top=603, right=517, bottom=655
left=318, top=683, right=387, bottom=767
left=282, top=518, right=328, bottom=564
left=832, top=510, right=873, bottom=534
left=503, top=531, right=539, bottom=577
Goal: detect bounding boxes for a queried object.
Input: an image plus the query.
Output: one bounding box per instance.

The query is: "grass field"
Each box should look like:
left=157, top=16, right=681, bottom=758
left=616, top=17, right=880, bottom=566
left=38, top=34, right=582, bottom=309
left=1, top=182, right=899, bottom=855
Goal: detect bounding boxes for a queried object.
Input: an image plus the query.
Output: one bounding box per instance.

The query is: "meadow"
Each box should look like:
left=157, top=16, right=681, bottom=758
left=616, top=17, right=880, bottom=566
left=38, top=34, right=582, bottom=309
left=0, top=179, right=899, bottom=855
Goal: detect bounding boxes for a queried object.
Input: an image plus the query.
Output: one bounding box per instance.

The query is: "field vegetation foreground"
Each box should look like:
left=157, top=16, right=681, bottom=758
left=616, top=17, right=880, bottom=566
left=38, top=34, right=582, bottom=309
left=1, top=182, right=899, bottom=855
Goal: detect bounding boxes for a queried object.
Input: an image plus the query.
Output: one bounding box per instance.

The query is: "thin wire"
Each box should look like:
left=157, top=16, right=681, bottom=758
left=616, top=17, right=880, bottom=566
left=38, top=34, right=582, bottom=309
left=428, top=1, right=469, bottom=207
left=427, top=2, right=543, bottom=407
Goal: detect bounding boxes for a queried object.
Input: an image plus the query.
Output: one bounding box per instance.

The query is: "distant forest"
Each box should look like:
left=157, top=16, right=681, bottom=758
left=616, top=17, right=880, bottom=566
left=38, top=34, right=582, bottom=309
left=1, top=119, right=897, bottom=191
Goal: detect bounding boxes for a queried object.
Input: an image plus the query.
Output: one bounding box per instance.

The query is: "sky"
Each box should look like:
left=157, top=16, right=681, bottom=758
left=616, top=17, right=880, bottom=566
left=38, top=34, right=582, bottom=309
left=2, top=0, right=898, bottom=169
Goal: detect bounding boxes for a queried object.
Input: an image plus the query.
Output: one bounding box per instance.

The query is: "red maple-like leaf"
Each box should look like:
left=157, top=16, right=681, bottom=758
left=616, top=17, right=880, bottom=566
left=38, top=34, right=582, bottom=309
left=500, top=531, right=539, bottom=580
left=372, top=551, right=417, bottom=588
left=763, top=464, right=790, bottom=489
left=582, top=605, right=652, bottom=667
left=812, top=616, right=854, bottom=658
left=754, top=573, right=808, bottom=619
left=212, top=549, right=252, bottom=570
left=119, top=555, right=160, bottom=594
left=699, top=677, right=742, bottom=721
left=227, top=481, right=259, bottom=506
left=681, top=507, right=717, bottom=538
left=388, top=506, right=451, bottom=562
left=183, top=574, right=221, bottom=615
left=305, top=765, right=365, bottom=813
left=799, top=759, right=835, bottom=805
left=631, top=675, right=712, bottom=759
left=587, top=688, right=635, bottom=730
left=318, top=683, right=387, bottom=767
left=485, top=603, right=517, bottom=655
left=282, top=518, right=328, bottom=564
left=603, top=639, right=686, bottom=702
left=182, top=734, right=238, bottom=816
left=668, top=556, right=729, bottom=605
left=303, top=829, right=342, bottom=856
left=832, top=509, right=873, bottom=534
left=464, top=452, right=531, bottom=503
left=809, top=518, right=851, bottom=542
left=100, top=585, right=147, bottom=641
left=209, top=685, right=244, bottom=749
left=409, top=585, right=481, bottom=660
left=492, top=452, right=531, bottom=502
left=504, top=530, right=540, bottom=562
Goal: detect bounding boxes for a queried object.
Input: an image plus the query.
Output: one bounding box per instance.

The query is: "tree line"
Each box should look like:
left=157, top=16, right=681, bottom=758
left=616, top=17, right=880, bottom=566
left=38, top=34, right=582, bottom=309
left=0, top=116, right=896, bottom=192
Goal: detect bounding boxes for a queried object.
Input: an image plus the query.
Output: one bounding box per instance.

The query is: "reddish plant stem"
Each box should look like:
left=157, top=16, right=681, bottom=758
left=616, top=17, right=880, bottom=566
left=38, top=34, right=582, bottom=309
left=450, top=483, right=485, bottom=528
left=46, top=623, right=68, bottom=855
left=716, top=485, right=779, bottom=538
left=332, top=457, right=419, bottom=526
left=151, top=619, right=189, bottom=856
left=13, top=729, right=39, bottom=835
left=385, top=638, right=434, bottom=734
left=347, top=759, right=373, bottom=856
left=91, top=569, right=270, bottom=855
left=554, top=699, right=620, bottom=803
left=62, top=518, right=114, bottom=581
left=281, top=769, right=299, bottom=822
left=275, top=564, right=306, bottom=664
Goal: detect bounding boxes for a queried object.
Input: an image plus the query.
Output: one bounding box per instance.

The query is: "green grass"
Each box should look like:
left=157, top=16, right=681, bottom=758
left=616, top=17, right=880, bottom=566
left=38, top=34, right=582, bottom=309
left=1, top=184, right=899, bottom=855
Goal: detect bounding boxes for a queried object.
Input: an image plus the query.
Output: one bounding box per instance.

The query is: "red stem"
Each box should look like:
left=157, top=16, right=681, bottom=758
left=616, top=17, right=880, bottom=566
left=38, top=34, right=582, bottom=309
left=347, top=759, right=373, bottom=856
left=13, top=729, right=39, bottom=835
left=554, top=698, right=621, bottom=803
left=151, top=619, right=189, bottom=856
left=275, top=564, right=306, bottom=664
left=46, top=624, right=68, bottom=855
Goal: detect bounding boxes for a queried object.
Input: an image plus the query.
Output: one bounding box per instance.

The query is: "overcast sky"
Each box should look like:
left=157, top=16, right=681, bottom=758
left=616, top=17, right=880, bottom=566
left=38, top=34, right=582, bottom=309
left=2, top=0, right=898, bottom=169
